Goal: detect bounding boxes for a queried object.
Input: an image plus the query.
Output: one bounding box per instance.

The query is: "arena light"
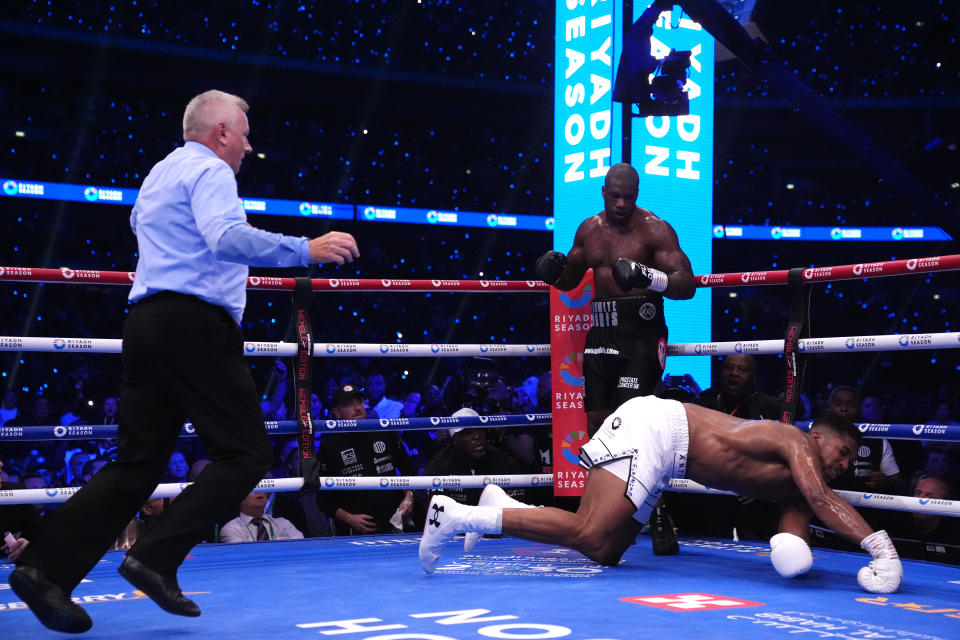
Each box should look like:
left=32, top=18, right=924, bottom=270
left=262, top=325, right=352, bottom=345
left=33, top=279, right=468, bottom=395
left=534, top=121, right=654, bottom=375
left=612, top=0, right=693, bottom=117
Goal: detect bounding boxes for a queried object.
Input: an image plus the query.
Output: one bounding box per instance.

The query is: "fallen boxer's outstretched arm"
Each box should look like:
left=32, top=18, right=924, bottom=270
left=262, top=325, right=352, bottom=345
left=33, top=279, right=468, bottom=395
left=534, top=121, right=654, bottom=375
left=784, top=436, right=902, bottom=593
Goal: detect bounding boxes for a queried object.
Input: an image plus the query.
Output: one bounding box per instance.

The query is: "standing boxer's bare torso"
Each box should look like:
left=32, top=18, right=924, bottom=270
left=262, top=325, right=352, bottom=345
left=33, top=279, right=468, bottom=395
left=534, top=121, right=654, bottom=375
left=573, top=209, right=676, bottom=298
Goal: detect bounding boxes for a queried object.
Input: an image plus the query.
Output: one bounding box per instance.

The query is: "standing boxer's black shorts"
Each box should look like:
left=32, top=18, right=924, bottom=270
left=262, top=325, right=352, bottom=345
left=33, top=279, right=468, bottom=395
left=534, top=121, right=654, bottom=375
left=582, top=295, right=668, bottom=412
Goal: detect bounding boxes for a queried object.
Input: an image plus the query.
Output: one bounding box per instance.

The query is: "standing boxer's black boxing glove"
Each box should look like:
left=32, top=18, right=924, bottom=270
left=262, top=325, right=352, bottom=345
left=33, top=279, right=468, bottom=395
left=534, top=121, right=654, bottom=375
left=612, top=257, right=668, bottom=293
left=535, top=250, right=568, bottom=286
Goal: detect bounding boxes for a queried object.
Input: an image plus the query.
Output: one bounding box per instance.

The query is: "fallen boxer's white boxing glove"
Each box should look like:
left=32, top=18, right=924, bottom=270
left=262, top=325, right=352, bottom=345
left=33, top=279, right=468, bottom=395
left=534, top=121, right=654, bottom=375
left=769, top=532, right=814, bottom=578
left=858, top=530, right=902, bottom=593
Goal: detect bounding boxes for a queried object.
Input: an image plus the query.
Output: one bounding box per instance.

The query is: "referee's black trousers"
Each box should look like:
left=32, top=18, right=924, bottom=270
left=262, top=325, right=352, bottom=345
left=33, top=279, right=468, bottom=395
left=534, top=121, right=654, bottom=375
left=19, top=292, right=273, bottom=591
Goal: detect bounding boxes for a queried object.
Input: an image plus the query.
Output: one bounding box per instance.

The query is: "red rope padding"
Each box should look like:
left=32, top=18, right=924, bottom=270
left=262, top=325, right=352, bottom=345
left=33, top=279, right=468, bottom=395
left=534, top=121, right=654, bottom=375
left=693, top=254, right=960, bottom=288
left=1, top=254, right=957, bottom=291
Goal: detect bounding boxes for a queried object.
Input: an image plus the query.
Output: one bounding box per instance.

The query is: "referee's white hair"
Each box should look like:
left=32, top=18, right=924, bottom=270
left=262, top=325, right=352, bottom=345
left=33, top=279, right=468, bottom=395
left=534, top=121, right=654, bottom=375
left=182, top=90, right=249, bottom=141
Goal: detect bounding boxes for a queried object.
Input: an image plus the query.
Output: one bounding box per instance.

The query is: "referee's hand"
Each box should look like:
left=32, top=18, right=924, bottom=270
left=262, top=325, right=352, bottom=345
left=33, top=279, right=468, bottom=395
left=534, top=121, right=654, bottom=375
left=308, top=231, right=359, bottom=265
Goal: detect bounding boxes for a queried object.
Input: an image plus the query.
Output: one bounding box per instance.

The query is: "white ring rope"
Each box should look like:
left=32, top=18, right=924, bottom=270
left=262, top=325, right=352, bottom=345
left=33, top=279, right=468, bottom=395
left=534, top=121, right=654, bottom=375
left=2, top=475, right=956, bottom=519
left=0, top=337, right=549, bottom=358
left=668, top=332, right=959, bottom=356
left=2, top=331, right=957, bottom=357
left=667, top=479, right=960, bottom=518
left=0, top=475, right=553, bottom=504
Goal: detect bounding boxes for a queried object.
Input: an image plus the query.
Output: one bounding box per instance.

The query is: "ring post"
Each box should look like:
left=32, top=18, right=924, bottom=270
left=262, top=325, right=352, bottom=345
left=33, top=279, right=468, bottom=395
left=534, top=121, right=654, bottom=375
left=781, top=267, right=811, bottom=424
left=292, top=276, right=319, bottom=491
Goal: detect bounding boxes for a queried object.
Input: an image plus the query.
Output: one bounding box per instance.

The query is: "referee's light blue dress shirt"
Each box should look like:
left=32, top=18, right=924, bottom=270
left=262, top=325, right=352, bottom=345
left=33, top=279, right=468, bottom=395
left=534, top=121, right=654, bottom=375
left=128, top=141, right=311, bottom=324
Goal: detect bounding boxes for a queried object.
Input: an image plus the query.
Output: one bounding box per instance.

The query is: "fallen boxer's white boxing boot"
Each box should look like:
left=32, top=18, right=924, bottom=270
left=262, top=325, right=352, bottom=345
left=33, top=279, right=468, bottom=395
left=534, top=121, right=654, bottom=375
left=419, top=495, right=501, bottom=573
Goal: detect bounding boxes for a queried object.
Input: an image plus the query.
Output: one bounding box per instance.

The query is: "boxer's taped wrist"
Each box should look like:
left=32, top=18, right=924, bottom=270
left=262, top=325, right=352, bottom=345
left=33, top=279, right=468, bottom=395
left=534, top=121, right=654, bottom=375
left=861, top=530, right=898, bottom=560
left=648, top=268, right=668, bottom=292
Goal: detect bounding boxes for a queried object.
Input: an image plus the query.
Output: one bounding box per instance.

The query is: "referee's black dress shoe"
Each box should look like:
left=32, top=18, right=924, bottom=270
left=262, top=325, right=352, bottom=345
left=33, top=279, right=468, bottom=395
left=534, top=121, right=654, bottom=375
left=8, top=565, right=93, bottom=633
left=118, top=555, right=201, bottom=617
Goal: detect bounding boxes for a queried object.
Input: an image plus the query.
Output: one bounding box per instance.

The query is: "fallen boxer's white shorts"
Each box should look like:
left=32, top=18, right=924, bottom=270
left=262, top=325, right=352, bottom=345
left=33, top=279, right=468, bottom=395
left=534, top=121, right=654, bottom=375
left=578, top=396, right=689, bottom=524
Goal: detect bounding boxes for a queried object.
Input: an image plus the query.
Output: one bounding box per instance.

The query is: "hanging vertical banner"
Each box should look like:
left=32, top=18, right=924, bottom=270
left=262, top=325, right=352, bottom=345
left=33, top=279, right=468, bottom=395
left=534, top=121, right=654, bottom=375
left=553, top=1, right=714, bottom=497
left=552, top=0, right=618, bottom=499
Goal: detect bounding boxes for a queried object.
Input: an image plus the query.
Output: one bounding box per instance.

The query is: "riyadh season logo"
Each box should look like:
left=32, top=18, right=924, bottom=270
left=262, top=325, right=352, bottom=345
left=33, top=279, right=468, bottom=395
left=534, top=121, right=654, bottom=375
left=379, top=344, right=390, bottom=353
left=244, top=343, right=256, bottom=353
left=558, top=283, right=593, bottom=309
left=432, top=477, right=443, bottom=487
left=891, top=227, right=904, bottom=240
left=54, top=426, right=68, bottom=438
left=46, top=488, right=60, bottom=497
left=128, top=272, right=136, bottom=282
left=426, top=210, right=439, bottom=223
left=770, top=226, right=783, bottom=239
left=898, top=336, right=910, bottom=347
left=379, top=477, right=391, bottom=487
left=844, top=338, right=856, bottom=350
left=61, top=267, right=75, bottom=279
left=2, top=180, right=18, bottom=195
left=544, top=217, right=555, bottom=230
left=830, top=227, right=843, bottom=240
left=324, top=478, right=336, bottom=488
left=362, top=207, right=377, bottom=220
left=53, top=338, right=67, bottom=350
left=326, top=344, right=337, bottom=353
left=906, top=259, right=918, bottom=270
left=326, top=420, right=338, bottom=429
left=83, top=186, right=100, bottom=201
left=713, top=225, right=725, bottom=238
left=526, top=344, right=536, bottom=353
left=298, top=202, right=312, bottom=215
left=480, top=345, right=489, bottom=353
left=486, top=214, right=499, bottom=227
left=561, top=430, right=588, bottom=465
left=559, top=352, right=584, bottom=387
left=431, top=343, right=440, bottom=353
left=249, top=277, right=261, bottom=286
